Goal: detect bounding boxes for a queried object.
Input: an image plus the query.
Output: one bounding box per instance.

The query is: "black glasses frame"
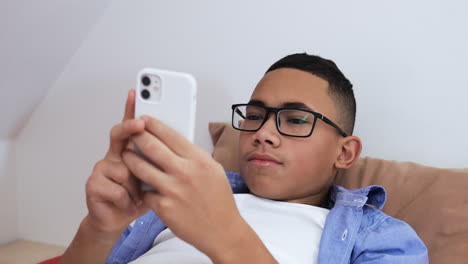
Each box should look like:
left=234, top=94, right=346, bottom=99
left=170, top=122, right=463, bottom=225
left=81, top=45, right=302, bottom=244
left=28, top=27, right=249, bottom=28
left=231, top=104, right=348, bottom=138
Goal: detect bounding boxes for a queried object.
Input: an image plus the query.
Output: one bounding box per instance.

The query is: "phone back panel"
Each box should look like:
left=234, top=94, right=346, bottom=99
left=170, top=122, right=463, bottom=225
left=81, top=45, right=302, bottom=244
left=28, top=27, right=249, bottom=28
left=135, top=68, right=197, bottom=142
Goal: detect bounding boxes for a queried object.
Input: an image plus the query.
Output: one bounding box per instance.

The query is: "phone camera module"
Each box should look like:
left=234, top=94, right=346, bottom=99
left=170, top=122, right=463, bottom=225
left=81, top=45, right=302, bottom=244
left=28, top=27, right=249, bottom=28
left=141, top=89, right=151, bottom=100
left=141, top=76, right=151, bottom=86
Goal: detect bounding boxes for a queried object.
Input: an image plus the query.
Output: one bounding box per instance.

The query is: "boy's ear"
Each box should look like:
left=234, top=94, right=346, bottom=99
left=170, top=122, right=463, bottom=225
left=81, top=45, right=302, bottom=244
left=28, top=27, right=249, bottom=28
left=335, top=136, right=362, bottom=169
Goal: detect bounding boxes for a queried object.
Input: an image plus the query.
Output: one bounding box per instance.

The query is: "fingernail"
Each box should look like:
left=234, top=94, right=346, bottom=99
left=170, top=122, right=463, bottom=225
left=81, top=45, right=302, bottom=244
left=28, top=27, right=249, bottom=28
left=140, top=115, right=149, bottom=122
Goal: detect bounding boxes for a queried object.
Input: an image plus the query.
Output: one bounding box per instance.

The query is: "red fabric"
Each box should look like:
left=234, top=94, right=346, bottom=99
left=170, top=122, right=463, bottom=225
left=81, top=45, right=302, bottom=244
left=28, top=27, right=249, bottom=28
left=38, top=256, right=61, bottom=264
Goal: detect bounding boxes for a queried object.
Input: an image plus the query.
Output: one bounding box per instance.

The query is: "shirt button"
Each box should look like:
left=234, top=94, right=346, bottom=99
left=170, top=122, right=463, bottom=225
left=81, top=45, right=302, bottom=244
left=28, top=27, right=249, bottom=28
left=341, top=229, right=348, bottom=240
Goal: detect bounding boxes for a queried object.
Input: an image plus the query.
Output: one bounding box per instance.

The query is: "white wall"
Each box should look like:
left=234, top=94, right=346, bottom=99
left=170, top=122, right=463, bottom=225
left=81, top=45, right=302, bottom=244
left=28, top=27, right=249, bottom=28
left=0, top=140, right=17, bottom=246
left=0, top=0, right=113, bottom=139
left=16, top=0, right=468, bottom=246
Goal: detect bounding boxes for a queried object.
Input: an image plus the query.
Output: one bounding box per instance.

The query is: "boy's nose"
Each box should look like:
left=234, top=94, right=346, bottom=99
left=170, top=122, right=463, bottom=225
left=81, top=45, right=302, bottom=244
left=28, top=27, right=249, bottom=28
left=254, top=114, right=280, bottom=147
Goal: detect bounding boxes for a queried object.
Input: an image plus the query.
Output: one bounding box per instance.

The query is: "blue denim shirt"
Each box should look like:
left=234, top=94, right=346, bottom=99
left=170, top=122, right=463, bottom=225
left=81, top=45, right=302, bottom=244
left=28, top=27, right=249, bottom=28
left=106, top=171, right=428, bottom=263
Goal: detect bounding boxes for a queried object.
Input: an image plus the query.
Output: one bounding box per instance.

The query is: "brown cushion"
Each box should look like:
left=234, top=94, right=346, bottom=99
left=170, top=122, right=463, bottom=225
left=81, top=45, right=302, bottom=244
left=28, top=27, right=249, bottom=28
left=209, top=122, right=240, bottom=172
left=209, top=122, right=468, bottom=264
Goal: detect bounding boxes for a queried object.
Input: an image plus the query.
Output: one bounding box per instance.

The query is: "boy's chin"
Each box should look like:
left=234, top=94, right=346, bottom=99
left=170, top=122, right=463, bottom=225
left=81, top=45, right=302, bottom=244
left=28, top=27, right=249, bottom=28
left=241, top=173, right=286, bottom=198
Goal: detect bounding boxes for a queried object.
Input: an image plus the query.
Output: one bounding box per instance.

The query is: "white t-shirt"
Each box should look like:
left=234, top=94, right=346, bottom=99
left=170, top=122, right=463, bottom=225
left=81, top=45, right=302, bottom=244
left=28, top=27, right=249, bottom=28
left=130, top=193, right=330, bottom=264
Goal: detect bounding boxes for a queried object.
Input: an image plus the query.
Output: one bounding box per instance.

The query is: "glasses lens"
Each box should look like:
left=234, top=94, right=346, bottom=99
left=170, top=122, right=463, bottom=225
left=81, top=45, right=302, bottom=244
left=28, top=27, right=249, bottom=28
left=233, top=105, right=266, bottom=131
left=278, top=110, right=315, bottom=136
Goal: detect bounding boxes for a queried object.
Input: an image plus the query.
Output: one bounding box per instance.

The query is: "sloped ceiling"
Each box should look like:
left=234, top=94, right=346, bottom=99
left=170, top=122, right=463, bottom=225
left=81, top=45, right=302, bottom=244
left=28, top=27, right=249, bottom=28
left=0, top=0, right=112, bottom=140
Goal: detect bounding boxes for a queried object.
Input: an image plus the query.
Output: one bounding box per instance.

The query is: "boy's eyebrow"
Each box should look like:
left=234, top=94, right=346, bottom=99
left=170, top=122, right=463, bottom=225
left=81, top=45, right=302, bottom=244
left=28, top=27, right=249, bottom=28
left=247, top=99, right=315, bottom=111
left=247, top=99, right=266, bottom=107
left=282, top=102, right=314, bottom=112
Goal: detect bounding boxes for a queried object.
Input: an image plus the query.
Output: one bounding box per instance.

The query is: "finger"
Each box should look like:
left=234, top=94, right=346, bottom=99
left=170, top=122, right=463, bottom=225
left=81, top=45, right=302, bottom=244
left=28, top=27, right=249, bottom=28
left=140, top=115, right=195, bottom=158
left=101, top=160, right=142, bottom=203
left=126, top=140, right=135, bottom=151
left=106, top=119, right=145, bottom=162
left=131, top=131, right=182, bottom=173
left=142, top=191, right=165, bottom=215
left=122, top=149, right=173, bottom=194
left=123, top=89, right=136, bottom=121
left=88, top=175, right=136, bottom=213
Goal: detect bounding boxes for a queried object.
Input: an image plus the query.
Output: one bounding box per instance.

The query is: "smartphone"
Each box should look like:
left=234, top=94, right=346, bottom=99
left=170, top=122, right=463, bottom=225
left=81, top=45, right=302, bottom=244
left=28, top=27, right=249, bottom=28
left=135, top=68, right=197, bottom=191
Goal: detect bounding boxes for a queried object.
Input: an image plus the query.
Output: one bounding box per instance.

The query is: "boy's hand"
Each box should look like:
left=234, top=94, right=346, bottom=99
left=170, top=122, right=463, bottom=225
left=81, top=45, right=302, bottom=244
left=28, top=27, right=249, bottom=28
left=85, top=90, right=150, bottom=235
left=60, top=90, right=153, bottom=264
left=122, top=115, right=246, bottom=259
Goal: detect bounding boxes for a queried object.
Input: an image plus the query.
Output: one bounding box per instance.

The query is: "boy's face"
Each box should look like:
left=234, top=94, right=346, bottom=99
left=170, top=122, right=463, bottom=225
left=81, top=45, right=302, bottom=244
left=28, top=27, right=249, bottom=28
left=238, top=68, right=344, bottom=206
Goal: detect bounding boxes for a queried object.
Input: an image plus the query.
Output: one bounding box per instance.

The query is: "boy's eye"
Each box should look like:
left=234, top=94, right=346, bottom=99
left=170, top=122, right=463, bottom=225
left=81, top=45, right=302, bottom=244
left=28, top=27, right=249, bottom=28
left=284, top=113, right=311, bottom=125
left=287, top=118, right=309, bottom=124
left=246, top=114, right=264, bottom=121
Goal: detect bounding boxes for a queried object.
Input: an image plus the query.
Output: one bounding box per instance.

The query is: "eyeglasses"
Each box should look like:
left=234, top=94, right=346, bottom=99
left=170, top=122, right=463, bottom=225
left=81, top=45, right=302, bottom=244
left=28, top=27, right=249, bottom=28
left=231, top=104, right=348, bottom=138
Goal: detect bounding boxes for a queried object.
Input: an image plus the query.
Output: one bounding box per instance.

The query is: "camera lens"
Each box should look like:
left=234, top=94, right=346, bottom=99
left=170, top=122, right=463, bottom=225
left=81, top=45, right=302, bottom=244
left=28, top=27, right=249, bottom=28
left=141, top=76, right=151, bottom=86
left=141, top=89, right=150, bottom=99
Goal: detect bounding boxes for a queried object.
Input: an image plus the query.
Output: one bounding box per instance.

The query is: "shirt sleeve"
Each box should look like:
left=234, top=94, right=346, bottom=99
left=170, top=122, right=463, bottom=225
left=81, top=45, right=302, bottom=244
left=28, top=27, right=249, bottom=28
left=106, top=226, right=132, bottom=263
left=106, top=211, right=167, bottom=264
left=351, top=214, right=429, bottom=264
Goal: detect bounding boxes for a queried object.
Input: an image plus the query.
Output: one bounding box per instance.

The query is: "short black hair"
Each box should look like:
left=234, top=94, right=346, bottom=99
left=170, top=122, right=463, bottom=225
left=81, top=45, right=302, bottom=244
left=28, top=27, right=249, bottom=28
left=266, top=53, right=356, bottom=135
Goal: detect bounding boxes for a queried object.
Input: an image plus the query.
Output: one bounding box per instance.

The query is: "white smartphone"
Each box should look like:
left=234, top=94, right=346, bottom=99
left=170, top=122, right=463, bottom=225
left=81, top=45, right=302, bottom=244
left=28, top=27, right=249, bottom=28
left=135, top=68, right=197, bottom=191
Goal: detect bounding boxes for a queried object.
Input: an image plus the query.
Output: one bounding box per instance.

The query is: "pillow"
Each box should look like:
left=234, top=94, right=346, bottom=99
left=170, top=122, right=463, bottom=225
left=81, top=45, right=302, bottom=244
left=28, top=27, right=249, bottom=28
left=335, top=157, right=468, bottom=263
left=38, top=256, right=61, bottom=264
left=209, top=122, right=240, bottom=172
left=209, top=122, right=468, bottom=264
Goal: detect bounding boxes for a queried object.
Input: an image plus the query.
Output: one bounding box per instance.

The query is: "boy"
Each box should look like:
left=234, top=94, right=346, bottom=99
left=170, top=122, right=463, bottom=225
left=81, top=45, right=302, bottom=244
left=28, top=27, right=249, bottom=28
left=60, top=53, right=428, bottom=263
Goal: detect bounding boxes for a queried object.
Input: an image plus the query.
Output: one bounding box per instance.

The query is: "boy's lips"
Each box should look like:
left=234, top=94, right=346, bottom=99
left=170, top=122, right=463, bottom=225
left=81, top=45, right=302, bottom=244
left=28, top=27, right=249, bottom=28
left=247, top=152, right=282, bottom=167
